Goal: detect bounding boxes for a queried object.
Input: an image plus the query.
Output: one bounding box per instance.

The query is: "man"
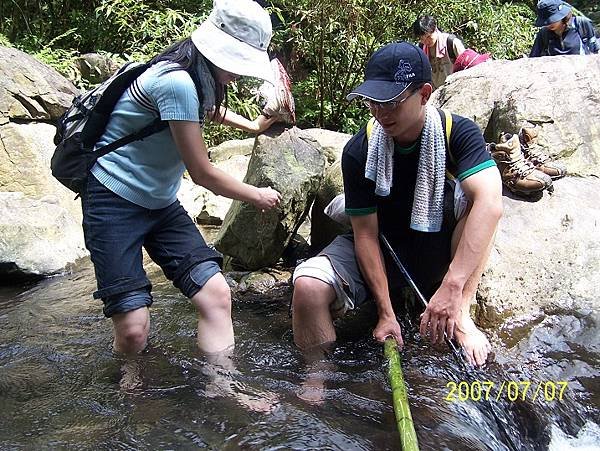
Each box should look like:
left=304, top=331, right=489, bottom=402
left=530, top=0, right=599, bottom=57
left=411, top=15, right=466, bottom=89
left=291, top=42, right=502, bottom=368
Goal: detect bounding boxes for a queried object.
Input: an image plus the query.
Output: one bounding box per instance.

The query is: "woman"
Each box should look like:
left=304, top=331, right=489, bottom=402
left=411, top=15, right=466, bottom=89
left=82, top=0, right=281, bottom=357
left=530, top=0, right=599, bottom=57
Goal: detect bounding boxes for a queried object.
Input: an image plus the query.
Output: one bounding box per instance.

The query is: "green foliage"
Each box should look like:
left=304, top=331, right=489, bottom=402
left=29, top=29, right=82, bottom=85
left=274, top=0, right=398, bottom=131
left=203, top=79, right=264, bottom=147
left=1, top=0, right=541, bottom=142
left=571, top=0, right=600, bottom=23
left=0, top=33, right=12, bottom=47
left=406, top=0, right=536, bottom=59
left=94, top=0, right=205, bottom=59
left=272, top=0, right=536, bottom=133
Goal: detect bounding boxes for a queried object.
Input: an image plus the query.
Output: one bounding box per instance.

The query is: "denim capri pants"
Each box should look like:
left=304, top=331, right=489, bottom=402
left=81, top=174, right=223, bottom=317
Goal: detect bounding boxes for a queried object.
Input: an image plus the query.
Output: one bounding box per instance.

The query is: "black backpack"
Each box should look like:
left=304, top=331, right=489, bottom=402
left=446, top=34, right=458, bottom=62
left=51, top=62, right=168, bottom=195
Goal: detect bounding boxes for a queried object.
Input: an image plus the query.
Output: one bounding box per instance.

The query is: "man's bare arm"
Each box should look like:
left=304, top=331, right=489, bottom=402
left=350, top=213, right=403, bottom=346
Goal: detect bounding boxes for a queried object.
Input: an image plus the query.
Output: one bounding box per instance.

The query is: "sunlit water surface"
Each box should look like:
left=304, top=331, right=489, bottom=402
left=0, top=257, right=598, bottom=450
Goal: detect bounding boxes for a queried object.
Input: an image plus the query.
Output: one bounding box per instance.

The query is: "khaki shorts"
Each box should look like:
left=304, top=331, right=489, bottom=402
left=293, top=179, right=468, bottom=317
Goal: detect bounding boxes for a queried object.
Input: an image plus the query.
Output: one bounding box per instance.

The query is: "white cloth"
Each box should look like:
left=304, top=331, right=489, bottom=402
left=411, top=105, right=447, bottom=232
left=364, top=104, right=447, bottom=232
left=364, top=121, right=395, bottom=197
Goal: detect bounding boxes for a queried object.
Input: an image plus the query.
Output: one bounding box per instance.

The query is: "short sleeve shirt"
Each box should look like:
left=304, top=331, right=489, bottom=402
left=342, top=112, right=495, bottom=241
left=91, top=62, right=203, bottom=209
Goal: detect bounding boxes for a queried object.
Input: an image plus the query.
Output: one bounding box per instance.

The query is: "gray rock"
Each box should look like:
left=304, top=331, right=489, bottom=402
left=76, top=53, right=120, bottom=85
left=208, top=138, right=255, bottom=163
left=0, top=192, right=87, bottom=279
left=0, top=47, right=85, bottom=280
left=310, top=159, right=350, bottom=252
left=177, top=154, right=251, bottom=225
left=233, top=268, right=292, bottom=303
left=0, top=46, right=78, bottom=121
left=477, top=177, right=600, bottom=326
left=215, top=127, right=326, bottom=269
left=432, top=54, right=600, bottom=177
left=303, top=128, right=352, bottom=165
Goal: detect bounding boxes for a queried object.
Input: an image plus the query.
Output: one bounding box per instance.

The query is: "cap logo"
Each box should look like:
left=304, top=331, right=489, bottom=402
left=394, top=59, right=416, bottom=84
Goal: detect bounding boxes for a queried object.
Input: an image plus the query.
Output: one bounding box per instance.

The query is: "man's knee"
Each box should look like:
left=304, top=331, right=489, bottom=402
left=293, top=276, right=335, bottom=311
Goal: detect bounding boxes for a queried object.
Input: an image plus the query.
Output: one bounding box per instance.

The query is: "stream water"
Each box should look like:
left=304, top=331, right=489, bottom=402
left=0, top=254, right=598, bottom=450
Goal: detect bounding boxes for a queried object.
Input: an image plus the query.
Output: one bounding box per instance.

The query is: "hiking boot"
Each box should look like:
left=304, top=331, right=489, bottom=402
left=489, top=133, right=553, bottom=196
left=519, top=126, right=567, bottom=180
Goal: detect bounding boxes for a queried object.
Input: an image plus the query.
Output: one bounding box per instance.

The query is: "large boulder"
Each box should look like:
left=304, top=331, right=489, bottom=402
left=303, top=128, right=352, bottom=165
left=476, top=177, right=600, bottom=325
left=0, top=193, right=87, bottom=281
left=177, top=153, right=251, bottom=225
left=429, top=53, right=600, bottom=323
left=0, top=46, right=78, bottom=120
left=432, top=55, right=600, bottom=177
left=215, top=128, right=326, bottom=270
left=208, top=138, right=255, bottom=162
left=178, top=138, right=254, bottom=225
left=76, top=53, right=120, bottom=85
left=0, top=46, right=84, bottom=279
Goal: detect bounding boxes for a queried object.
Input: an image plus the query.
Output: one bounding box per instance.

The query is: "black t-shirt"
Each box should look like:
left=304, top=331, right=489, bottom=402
left=342, top=113, right=495, bottom=242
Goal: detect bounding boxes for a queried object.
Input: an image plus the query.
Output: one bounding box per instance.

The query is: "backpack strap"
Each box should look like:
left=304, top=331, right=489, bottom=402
left=574, top=16, right=600, bottom=54
left=447, top=34, right=457, bottom=62
left=91, top=117, right=168, bottom=163
left=366, top=116, right=376, bottom=139
left=438, top=109, right=456, bottom=180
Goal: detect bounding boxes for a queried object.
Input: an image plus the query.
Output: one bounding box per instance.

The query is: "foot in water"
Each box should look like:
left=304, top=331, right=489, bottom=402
left=204, top=377, right=279, bottom=413
left=297, top=373, right=326, bottom=405
left=454, top=314, right=491, bottom=367
left=201, top=357, right=279, bottom=414
left=205, top=378, right=279, bottom=413
left=297, top=360, right=335, bottom=405
left=119, top=359, right=144, bottom=392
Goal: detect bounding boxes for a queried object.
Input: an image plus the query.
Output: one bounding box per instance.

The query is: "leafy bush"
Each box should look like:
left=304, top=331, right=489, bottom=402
left=1, top=0, right=540, bottom=142
left=271, top=0, right=537, bottom=133
left=0, top=33, right=11, bottom=47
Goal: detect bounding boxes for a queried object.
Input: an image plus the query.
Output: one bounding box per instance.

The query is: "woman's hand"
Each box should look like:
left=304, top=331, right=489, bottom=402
left=253, top=114, right=277, bottom=133
left=217, top=108, right=278, bottom=133
left=253, top=186, right=281, bottom=211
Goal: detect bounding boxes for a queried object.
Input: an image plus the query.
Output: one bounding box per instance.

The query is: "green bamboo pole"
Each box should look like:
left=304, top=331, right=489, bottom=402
left=384, top=337, right=419, bottom=451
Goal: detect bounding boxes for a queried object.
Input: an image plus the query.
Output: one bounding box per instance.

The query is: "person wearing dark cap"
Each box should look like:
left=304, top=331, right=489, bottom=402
left=530, top=0, right=599, bottom=57
left=291, top=42, right=502, bottom=377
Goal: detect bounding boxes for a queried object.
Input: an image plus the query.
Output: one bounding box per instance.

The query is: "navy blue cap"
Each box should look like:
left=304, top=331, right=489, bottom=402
left=535, top=0, right=571, bottom=27
left=347, top=41, right=432, bottom=102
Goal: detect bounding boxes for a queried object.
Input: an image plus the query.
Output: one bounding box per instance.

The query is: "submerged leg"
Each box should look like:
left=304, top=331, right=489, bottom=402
left=190, top=272, right=234, bottom=353
left=292, top=275, right=339, bottom=404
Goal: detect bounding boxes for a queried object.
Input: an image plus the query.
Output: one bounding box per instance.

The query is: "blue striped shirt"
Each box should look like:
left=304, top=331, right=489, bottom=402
left=91, top=62, right=204, bottom=209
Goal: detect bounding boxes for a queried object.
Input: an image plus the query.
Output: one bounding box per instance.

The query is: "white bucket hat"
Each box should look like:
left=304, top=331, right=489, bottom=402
left=192, top=0, right=273, bottom=83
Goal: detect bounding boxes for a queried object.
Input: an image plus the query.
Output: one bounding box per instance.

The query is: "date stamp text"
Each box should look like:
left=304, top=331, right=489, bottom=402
left=445, top=380, right=568, bottom=402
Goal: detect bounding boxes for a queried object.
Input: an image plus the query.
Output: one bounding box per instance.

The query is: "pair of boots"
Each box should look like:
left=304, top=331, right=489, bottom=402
left=488, top=126, right=567, bottom=197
